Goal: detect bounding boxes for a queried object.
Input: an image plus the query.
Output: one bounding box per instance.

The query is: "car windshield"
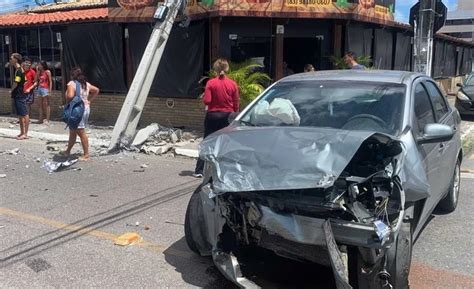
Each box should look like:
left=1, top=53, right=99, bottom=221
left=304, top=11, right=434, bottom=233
left=465, top=75, right=474, bottom=86
left=240, top=80, right=406, bottom=136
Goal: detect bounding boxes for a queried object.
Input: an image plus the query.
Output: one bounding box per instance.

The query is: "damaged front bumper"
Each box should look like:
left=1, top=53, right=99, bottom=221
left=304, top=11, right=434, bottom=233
left=186, top=127, right=425, bottom=288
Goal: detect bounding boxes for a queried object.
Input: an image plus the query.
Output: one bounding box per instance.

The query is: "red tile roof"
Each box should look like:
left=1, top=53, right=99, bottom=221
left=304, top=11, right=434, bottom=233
left=0, top=7, right=107, bottom=28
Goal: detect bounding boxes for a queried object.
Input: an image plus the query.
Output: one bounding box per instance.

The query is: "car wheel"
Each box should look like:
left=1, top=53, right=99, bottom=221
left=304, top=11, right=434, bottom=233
left=437, top=159, right=460, bottom=213
left=184, top=184, right=212, bottom=255
left=356, top=220, right=412, bottom=289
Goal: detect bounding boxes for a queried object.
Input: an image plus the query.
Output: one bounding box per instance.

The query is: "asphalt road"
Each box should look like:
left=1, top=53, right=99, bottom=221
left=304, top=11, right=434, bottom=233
left=0, top=136, right=473, bottom=288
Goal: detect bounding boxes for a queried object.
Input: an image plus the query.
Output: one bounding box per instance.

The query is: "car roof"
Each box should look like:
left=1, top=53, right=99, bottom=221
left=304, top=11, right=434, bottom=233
left=280, top=70, right=424, bottom=85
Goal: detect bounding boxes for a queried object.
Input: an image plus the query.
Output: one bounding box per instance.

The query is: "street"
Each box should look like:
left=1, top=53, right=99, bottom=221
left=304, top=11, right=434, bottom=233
left=0, top=134, right=473, bottom=289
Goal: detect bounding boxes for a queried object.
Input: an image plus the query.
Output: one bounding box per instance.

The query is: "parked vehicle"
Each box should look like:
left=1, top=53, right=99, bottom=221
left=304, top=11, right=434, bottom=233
left=184, top=70, right=462, bottom=289
left=455, top=73, right=474, bottom=115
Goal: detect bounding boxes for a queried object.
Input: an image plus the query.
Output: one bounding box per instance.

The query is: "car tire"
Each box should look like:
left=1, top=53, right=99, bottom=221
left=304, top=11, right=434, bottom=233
left=184, top=184, right=213, bottom=255
left=184, top=189, right=201, bottom=254
left=437, top=159, right=460, bottom=213
left=356, top=220, right=412, bottom=289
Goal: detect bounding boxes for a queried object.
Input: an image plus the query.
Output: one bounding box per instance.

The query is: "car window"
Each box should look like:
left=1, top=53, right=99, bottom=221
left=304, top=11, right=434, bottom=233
left=465, top=75, right=474, bottom=86
left=414, top=83, right=435, bottom=133
left=240, top=81, right=406, bottom=136
left=424, top=81, right=449, bottom=121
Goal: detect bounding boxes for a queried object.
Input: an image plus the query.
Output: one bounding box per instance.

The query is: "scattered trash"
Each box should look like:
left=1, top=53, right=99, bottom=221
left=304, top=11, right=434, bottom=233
left=144, top=225, right=150, bottom=231
left=0, top=225, right=5, bottom=229
left=73, top=167, right=82, bottom=171
left=133, top=169, right=145, bottom=173
left=0, top=174, right=6, bottom=178
left=3, top=148, right=20, bottom=155
left=114, top=232, right=141, bottom=246
left=89, top=194, right=98, bottom=197
left=8, top=125, right=14, bottom=128
left=35, top=158, right=41, bottom=163
left=165, top=220, right=184, bottom=226
left=140, top=164, right=149, bottom=169
left=135, top=222, right=140, bottom=226
left=46, top=146, right=60, bottom=152
left=41, top=159, right=78, bottom=173
left=25, top=165, right=29, bottom=169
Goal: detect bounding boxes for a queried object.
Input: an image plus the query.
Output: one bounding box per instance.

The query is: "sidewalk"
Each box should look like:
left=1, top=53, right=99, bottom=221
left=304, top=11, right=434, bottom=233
left=0, top=116, right=200, bottom=158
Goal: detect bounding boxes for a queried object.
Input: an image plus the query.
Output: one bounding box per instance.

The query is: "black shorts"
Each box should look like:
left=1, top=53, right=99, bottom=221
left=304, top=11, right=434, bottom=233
left=14, top=97, right=28, bottom=116
left=25, top=93, right=34, bottom=105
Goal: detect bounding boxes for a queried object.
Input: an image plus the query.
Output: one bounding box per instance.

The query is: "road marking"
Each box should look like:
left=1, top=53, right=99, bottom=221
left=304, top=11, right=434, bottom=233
left=0, top=207, right=193, bottom=259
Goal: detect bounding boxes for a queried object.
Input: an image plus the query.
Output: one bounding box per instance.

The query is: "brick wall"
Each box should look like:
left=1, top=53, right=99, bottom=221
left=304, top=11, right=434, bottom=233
left=0, top=88, right=205, bottom=131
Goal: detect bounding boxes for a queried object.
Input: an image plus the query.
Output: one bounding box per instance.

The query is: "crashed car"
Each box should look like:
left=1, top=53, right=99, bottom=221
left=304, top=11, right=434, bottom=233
left=184, top=70, right=462, bottom=288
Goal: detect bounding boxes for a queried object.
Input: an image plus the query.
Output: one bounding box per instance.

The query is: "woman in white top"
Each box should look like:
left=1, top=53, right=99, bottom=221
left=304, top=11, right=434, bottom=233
left=62, top=67, right=99, bottom=161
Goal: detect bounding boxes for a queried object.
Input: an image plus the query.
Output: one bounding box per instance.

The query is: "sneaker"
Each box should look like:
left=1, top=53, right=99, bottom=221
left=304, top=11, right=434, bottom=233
left=192, top=173, right=203, bottom=178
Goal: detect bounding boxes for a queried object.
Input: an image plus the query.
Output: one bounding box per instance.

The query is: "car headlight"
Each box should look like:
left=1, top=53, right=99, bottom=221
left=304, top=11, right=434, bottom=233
left=457, top=91, right=471, bottom=101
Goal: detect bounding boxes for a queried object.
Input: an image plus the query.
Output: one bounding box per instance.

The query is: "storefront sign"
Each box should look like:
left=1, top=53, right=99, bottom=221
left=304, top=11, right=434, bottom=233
left=285, top=0, right=332, bottom=8
left=108, top=0, right=396, bottom=23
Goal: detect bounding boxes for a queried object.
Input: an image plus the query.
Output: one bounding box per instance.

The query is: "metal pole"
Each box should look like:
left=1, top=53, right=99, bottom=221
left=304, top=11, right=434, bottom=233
left=414, top=0, right=436, bottom=76
left=108, top=0, right=184, bottom=152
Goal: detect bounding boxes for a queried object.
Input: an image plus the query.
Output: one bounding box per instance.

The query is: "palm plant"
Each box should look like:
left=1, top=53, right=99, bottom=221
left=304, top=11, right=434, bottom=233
left=208, top=60, right=272, bottom=109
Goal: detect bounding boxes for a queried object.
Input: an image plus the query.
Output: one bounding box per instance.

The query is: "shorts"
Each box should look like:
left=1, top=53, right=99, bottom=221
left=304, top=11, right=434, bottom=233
left=25, top=93, right=34, bottom=105
left=77, top=106, right=90, bottom=129
left=37, top=87, right=49, bottom=97
left=14, top=97, right=28, bottom=116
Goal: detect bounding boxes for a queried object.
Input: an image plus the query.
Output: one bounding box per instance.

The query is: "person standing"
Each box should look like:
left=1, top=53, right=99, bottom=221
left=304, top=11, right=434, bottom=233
left=344, top=52, right=367, bottom=70
left=304, top=64, right=315, bottom=72
left=33, top=61, right=53, bottom=124
left=193, top=58, right=240, bottom=178
left=22, top=58, right=36, bottom=117
left=10, top=53, right=29, bottom=140
left=60, top=67, right=99, bottom=161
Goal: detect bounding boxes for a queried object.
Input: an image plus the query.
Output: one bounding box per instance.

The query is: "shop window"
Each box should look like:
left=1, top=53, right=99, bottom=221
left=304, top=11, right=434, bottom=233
left=0, top=34, right=10, bottom=88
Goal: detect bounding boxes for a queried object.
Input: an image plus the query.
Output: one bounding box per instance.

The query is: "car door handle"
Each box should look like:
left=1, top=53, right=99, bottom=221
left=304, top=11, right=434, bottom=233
left=439, top=143, right=445, bottom=151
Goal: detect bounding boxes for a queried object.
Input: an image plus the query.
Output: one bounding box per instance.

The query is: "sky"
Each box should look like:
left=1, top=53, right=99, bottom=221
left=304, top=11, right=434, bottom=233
left=0, top=0, right=460, bottom=23
left=0, top=0, right=55, bottom=15
left=395, top=0, right=458, bottom=23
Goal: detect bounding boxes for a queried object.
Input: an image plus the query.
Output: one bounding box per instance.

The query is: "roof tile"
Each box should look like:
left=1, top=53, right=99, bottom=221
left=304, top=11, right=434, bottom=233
left=0, top=8, right=107, bottom=28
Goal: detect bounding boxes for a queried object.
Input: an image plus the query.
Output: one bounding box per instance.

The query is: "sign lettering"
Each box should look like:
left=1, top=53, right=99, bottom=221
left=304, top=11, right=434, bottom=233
left=286, top=0, right=332, bottom=8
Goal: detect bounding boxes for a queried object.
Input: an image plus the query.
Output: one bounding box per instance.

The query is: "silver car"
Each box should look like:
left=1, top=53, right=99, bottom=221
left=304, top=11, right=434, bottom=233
left=185, top=70, right=462, bottom=289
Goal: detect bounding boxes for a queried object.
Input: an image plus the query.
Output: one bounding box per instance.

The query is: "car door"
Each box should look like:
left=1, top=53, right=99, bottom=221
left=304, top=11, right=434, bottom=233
left=423, top=80, right=459, bottom=195
left=412, top=81, right=444, bottom=218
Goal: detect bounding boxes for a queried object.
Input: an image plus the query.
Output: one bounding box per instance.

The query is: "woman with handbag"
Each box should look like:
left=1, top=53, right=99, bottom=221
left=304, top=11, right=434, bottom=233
left=60, top=67, right=99, bottom=161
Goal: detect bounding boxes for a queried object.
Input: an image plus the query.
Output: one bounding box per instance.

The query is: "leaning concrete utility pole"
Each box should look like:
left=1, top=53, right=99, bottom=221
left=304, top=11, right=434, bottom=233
left=108, top=0, right=185, bottom=152
left=410, top=0, right=447, bottom=76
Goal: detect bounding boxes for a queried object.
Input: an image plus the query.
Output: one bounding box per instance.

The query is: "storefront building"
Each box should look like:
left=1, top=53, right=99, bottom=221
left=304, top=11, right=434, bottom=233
left=0, top=0, right=473, bottom=130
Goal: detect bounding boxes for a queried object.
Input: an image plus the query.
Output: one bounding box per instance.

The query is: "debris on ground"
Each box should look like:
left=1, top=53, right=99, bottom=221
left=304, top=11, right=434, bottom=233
left=140, top=164, right=149, bottom=169
left=41, top=159, right=78, bottom=174
left=0, top=174, right=6, bottom=178
left=1, top=148, right=20, bottom=155
left=125, top=123, right=200, bottom=157
left=46, top=145, right=60, bottom=152
left=114, top=232, right=141, bottom=246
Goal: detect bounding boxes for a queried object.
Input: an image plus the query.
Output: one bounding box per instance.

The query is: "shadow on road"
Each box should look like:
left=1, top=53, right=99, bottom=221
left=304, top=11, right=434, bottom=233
left=164, top=238, right=337, bottom=289
left=179, top=170, right=195, bottom=177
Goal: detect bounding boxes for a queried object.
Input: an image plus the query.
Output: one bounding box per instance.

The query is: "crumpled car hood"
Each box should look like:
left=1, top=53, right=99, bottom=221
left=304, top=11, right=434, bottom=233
left=199, top=126, right=396, bottom=193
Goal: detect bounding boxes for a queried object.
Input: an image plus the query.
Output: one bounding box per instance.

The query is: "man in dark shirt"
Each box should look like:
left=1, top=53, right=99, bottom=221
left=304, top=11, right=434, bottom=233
left=344, top=52, right=367, bottom=70
left=10, top=53, right=29, bottom=140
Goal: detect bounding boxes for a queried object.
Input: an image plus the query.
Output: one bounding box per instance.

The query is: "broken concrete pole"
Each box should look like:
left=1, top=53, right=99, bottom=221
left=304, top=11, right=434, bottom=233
left=170, top=131, right=179, bottom=144
left=132, top=123, right=160, bottom=147
left=175, top=148, right=199, bottom=158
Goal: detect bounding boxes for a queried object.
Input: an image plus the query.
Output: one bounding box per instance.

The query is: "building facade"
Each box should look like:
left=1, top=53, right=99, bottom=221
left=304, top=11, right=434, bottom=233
left=0, top=0, right=473, bottom=131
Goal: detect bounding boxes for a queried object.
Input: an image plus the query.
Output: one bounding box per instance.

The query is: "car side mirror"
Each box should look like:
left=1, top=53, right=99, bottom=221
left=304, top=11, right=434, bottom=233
left=417, top=123, right=454, bottom=144
left=456, top=83, right=463, bottom=87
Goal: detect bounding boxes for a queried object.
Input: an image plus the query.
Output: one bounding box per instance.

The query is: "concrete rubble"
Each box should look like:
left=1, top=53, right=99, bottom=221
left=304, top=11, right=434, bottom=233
left=128, top=123, right=200, bottom=158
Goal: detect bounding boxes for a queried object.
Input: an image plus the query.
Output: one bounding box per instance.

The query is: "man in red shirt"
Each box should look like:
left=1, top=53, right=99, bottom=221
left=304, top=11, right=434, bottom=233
left=194, top=58, right=240, bottom=177
left=22, top=58, right=36, bottom=116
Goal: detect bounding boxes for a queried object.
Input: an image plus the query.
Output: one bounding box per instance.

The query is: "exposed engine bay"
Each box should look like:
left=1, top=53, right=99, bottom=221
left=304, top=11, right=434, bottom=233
left=188, top=127, right=425, bottom=288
